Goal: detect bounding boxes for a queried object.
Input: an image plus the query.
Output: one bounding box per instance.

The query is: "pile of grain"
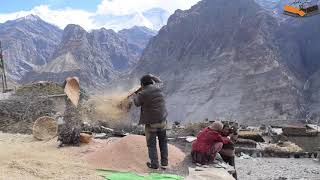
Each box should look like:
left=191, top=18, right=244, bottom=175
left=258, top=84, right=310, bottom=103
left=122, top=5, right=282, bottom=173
left=84, top=135, right=186, bottom=173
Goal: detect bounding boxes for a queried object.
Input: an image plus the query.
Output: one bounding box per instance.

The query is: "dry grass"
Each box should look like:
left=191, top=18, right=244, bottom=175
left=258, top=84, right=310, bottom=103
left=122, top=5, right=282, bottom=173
left=15, top=82, right=64, bottom=97
left=238, top=130, right=261, bottom=137
left=265, top=141, right=303, bottom=153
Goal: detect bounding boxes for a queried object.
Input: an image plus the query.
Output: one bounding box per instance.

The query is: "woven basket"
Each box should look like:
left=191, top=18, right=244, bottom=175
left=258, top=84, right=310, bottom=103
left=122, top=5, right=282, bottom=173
left=33, top=116, right=58, bottom=141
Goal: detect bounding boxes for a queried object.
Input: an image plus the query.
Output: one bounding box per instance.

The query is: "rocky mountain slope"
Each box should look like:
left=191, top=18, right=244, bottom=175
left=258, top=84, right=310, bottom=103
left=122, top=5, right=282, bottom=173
left=131, top=0, right=320, bottom=125
left=273, top=1, right=320, bottom=122
left=22, top=25, right=153, bottom=87
left=0, top=15, right=62, bottom=81
left=0, top=15, right=155, bottom=88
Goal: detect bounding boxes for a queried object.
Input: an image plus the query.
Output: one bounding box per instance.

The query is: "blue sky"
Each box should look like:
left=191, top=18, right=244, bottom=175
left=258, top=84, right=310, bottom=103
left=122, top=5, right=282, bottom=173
left=0, top=0, right=200, bottom=30
left=0, top=0, right=101, bottom=13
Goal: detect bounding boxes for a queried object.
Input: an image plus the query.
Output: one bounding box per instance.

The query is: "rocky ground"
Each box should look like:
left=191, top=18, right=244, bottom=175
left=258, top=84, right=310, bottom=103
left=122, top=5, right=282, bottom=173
left=2, top=131, right=319, bottom=180
left=170, top=138, right=320, bottom=180
left=236, top=157, right=320, bottom=180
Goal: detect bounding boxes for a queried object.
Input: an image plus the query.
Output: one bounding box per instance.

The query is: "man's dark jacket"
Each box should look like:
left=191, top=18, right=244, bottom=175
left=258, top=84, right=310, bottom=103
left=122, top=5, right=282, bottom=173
left=134, top=85, right=167, bottom=125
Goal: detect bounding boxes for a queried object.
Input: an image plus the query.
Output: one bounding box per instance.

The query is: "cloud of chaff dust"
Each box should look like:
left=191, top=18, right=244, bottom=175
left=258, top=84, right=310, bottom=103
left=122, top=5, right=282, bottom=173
left=87, top=85, right=141, bottom=122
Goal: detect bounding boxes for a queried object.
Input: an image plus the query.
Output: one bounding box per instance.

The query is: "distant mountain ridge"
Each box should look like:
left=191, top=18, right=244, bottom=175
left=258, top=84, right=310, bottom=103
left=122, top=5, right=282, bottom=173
left=0, top=14, right=62, bottom=80
left=0, top=15, right=156, bottom=87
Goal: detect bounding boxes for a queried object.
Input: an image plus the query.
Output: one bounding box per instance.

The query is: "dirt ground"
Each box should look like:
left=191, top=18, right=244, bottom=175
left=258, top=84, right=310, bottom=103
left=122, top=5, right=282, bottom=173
left=0, top=132, right=102, bottom=180
left=2, top=131, right=320, bottom=180
left=236, top=157, right=320, bottom=180
left=0, top=132, right=189, bottom=180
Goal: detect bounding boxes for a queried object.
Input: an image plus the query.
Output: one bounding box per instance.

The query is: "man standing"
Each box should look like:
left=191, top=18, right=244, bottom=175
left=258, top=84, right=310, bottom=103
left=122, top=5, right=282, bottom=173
left=133, top=74, right=168, bottom=169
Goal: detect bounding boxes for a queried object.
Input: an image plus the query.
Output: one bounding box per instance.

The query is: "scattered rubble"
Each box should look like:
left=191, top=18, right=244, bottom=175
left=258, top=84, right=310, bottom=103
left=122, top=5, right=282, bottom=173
left=237, top=158, right=320, bottom=180
left=239, top=153, right=253, bottom=160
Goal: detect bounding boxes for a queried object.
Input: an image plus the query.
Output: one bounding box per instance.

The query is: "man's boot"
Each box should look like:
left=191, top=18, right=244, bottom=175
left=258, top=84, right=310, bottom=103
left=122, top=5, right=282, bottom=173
left=146, top=162, right=159, bottom=169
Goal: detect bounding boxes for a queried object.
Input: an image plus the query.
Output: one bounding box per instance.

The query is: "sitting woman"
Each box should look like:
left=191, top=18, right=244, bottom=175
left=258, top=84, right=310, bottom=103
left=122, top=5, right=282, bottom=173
left=191, top=121, right=227, bottom=165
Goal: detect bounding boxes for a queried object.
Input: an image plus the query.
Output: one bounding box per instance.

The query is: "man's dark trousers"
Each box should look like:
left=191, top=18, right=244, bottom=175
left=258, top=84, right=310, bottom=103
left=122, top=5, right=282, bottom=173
left=145, top=124, right=168, bottom=167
